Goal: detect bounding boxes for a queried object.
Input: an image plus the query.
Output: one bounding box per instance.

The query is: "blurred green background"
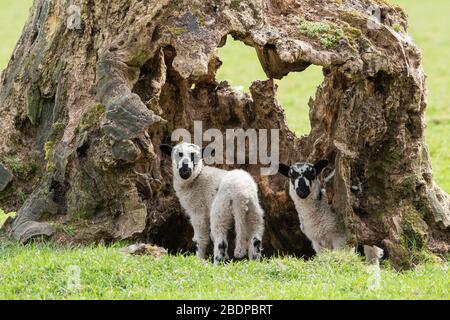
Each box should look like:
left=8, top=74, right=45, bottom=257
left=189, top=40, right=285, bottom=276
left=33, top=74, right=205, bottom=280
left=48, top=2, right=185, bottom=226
left=0, top=0, right=448, bottom=191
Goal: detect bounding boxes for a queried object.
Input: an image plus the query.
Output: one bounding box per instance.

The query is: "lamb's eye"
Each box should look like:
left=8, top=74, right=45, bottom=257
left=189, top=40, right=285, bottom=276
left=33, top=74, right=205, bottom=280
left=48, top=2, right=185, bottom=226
left=179, top=152, right=183, bottom=157
left=191, top=153, right=195, bottom=162
left=290, top=171, right=300, bottom=179
left=304, top=169, right=316, bottom=180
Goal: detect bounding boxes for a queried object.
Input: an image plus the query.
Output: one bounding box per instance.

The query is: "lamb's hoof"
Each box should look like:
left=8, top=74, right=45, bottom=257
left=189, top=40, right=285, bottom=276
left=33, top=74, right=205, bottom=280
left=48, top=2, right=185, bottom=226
left=249, top=238, right=262, bottom=260
left=196, top=252, right=206, bottom=260
left=250, top=253, right=262, bottom=261
left=234, top=248, right=248, bottom=260
left=214, top=256, right=227, bottom=266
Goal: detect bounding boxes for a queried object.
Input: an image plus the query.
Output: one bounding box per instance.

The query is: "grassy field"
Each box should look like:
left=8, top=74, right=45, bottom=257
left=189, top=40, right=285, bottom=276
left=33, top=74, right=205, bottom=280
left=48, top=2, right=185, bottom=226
left=0, top=0, right=32, bottom=68
left=0, top=0, right=449, bottom=300
left=0, top=241, right=448, bottom=299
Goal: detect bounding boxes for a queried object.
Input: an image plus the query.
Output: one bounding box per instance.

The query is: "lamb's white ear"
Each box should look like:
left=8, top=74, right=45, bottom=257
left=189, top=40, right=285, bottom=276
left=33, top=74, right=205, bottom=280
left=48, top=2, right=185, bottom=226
left=278, top=163, right=290, bottom=177
left=314, top=160, right=329, bottom=175
left=202, top=147, right=215, bottom=158
left=160, top=144, right=173, bottom=157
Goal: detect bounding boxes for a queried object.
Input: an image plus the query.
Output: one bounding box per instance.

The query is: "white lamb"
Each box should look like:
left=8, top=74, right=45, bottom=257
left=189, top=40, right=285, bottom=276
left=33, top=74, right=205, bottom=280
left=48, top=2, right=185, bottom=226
left=160, top=142, right=265, bottom=264
left=278, top=160, right=347, bottom=253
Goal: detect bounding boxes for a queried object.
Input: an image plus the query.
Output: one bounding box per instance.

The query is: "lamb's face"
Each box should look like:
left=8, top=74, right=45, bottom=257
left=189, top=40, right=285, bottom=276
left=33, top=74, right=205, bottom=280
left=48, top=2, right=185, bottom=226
left=288, top=163, right=318, bottom=199
left=171, top=143, right=203, bottom=181
left=278, top=160, right=329, bottom=199
left=163, top=143, right=203, bottom=181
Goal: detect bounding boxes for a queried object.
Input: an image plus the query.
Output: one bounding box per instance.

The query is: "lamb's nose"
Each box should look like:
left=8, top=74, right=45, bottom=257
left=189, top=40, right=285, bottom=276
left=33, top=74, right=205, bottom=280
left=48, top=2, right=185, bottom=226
left=179, top=166, right=192, bottom=180
left=296, top=188, right=309, bottom=199
left=296, top=179, right=310, bottom=199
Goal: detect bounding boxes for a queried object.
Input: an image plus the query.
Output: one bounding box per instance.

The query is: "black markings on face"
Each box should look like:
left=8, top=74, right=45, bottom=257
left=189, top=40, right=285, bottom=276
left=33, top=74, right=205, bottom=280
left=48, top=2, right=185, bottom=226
left=290, top=163, right=317, bottom=199
left=303, top=167, right=316, bottom=181
left=289, top=168, right=300, bottom=186
left=173, top=144, right=202, bottom=174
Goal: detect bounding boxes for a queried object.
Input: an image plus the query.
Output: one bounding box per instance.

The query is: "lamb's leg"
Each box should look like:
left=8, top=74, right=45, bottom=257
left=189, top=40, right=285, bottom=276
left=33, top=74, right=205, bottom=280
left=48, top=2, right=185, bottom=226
left=233, top=199, right=249, bottom=259
left=191, top=215, right=210, bottom=260
left=234, top=220, right=248, bottom=259
left=213, top=238, right=229, bottom=266
left=210, top=198, right=232, bottom=265
left=332, top=235, right=347, bottom=250
left=311, top=240, right=322, bottom=254
left=247, top=201, right=264, bottom=261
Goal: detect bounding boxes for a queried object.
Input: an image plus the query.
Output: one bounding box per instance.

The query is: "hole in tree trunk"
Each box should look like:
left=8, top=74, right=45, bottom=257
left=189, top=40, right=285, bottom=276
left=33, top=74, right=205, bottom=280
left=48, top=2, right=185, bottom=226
left=216, top=36, right=267, bottom=93
left=276, top=67, right=324, bottom=137
left=217, top=36, right=324, bottom=138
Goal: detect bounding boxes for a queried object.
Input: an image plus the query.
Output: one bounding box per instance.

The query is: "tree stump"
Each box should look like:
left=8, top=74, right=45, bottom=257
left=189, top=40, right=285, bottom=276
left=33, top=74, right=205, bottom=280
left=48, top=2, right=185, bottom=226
left=0, top=0, right=448, bottom=270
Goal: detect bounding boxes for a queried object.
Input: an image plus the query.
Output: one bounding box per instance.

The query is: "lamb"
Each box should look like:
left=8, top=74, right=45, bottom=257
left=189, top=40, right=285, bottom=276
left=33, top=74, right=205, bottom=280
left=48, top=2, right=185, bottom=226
left=278, top=160, right=347, bottom=253
left=160, top=142, right=265, bottom=264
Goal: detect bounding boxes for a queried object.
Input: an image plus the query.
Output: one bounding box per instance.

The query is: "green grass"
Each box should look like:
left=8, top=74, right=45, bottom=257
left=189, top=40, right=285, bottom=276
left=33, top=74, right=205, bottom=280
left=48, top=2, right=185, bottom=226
left=395, top=0, right=450, bottom=193
left=0, top=0, right=449, bottom=300
left=0, top=242, right=447, bottom=299
left=0, top=0, right=32, bottom=68
left=0, top=209, right=15, bottom=227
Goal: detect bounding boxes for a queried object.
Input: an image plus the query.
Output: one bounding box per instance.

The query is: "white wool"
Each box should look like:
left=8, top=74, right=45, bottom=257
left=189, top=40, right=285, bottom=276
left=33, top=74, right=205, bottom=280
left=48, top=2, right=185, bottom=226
left=168, top=143, right=265, bottom=264
left=288, top=173, right=347, bottom=254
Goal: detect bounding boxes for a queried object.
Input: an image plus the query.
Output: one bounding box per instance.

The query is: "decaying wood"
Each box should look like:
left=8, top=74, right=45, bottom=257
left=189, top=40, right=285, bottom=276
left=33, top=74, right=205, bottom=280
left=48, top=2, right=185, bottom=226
left=120, top=243, right=168, bottom=258
left=0, top=0, right=448, bottom=269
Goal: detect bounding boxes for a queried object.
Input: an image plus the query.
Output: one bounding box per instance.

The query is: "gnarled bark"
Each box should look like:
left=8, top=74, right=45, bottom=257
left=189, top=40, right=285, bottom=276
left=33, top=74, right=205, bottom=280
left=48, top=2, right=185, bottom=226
left=0, top=0, right=448, bottom=269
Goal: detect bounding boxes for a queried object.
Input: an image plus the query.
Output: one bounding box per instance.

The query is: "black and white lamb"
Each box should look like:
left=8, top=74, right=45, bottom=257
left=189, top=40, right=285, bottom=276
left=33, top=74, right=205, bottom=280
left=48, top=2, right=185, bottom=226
left=160, top=142, right=265, bottom=264
left=278, top=160, right=347, bottom=253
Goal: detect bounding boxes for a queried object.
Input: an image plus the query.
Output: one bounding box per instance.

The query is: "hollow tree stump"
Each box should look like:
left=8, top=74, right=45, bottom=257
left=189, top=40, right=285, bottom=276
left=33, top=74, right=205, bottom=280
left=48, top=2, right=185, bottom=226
left=0, top=0, right=448, bottom=269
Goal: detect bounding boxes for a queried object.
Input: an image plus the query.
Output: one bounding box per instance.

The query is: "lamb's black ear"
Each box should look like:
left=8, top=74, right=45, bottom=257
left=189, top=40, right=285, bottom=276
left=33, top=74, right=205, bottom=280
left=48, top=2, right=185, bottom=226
left=314, top=159, right=329, bottom=175
left=159, top=144, right=173, bottom=156
left=202, top=147, right=215, bottom=158
left=278, top=163, right=291, bottom=177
